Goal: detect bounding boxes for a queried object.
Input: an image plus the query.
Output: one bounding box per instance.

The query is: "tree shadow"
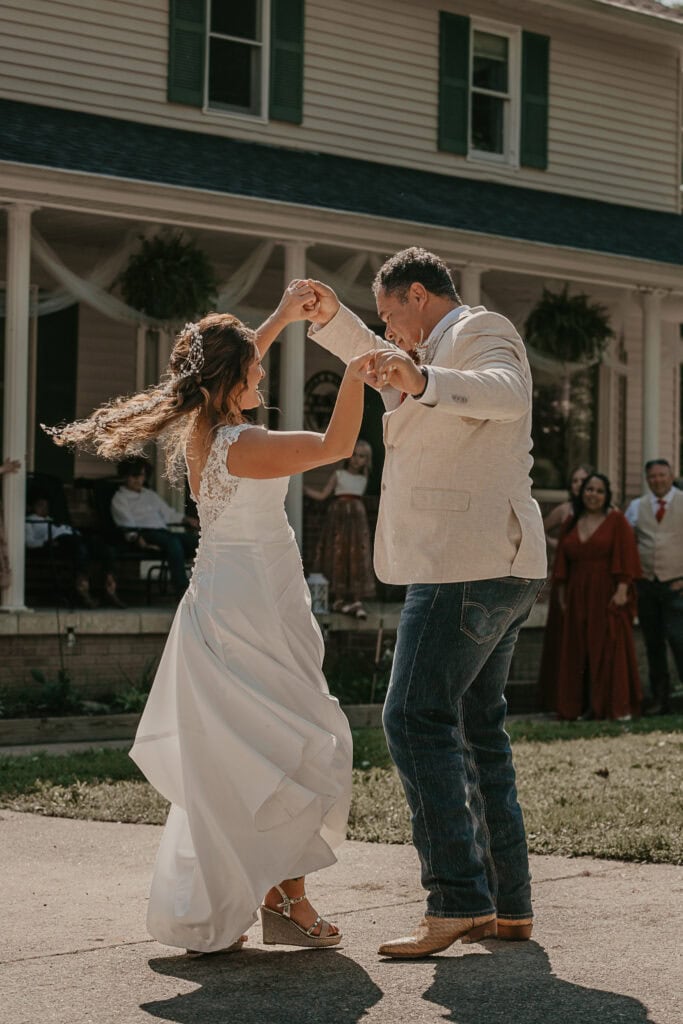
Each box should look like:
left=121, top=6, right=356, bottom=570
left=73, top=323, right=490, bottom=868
left=424, top=940, right=656, bottom=1024
left=142, top=946, right=382, bottom=1024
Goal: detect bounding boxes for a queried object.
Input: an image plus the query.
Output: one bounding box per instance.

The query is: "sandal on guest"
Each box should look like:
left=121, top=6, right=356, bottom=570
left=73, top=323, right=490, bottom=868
left=186, top=935, right=247, bottom=957
left=260, top=884, right=341, bottom=948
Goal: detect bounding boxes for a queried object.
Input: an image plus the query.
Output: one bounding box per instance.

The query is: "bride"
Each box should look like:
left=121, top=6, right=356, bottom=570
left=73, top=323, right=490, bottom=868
left=46, top=284, right=370, bottom=955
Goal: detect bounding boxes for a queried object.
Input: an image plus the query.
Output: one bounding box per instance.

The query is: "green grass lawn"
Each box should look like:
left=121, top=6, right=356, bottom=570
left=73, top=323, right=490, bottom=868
left=1, top=717, right=682, bottom=864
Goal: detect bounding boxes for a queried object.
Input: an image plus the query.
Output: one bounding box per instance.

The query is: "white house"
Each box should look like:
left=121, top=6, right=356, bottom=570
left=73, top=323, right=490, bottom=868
left=1, top=0, right=682, bottom=611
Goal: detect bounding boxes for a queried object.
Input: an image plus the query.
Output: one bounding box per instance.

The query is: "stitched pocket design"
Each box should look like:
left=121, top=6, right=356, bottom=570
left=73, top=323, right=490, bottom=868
left=460, top=579, right=522, bottom=645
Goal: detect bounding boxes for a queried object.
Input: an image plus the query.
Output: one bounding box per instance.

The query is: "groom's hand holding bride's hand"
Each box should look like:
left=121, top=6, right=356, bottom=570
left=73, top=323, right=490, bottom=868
left=278, top=279, right=340, bottom=326
left=370, top=349, right=427, bottom=396
left=274, top=280, right=321, bottom=323
left=345, top=350, right=377, bottom=384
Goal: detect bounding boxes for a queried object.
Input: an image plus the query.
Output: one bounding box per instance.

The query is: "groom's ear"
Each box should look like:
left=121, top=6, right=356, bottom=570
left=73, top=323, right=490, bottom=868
left=409, top=282, right=429, bottom=308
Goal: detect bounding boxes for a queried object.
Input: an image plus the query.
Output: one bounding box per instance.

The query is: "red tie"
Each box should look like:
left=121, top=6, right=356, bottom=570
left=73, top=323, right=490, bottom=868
left=655, top=498, right=666, bottom=523
left=399, top=392, right=407, bottom=404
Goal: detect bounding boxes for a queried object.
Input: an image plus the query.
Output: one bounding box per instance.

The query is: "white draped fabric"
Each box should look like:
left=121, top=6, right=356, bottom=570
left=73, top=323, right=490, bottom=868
left=2, top=236, right=615, bottom=383
left=215, top=240, right=275, bottom=310
left=307, top=253, right=377, bottom=312
left=1, top=230, right=381, bottom=326
left=30, top=230, right=165, bottom=326
left=31, top=229, right=143, bottom=318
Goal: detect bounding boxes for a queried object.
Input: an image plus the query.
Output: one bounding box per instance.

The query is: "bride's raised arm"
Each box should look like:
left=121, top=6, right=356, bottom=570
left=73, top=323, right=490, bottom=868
left=254, top=280, right=321, bottom=357
left=228, top=352, right=371, bottom=480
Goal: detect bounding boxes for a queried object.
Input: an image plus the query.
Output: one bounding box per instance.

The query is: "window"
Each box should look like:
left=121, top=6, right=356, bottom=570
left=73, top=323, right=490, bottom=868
left=470, top=28, right=517, bottom=161
left=167, top=0, right=304, bottom=124
left=530, top=368, right=599, bottom=490
left=438, top=13, right=549, bottom=170
left=208, top=1, right=266, bottom=116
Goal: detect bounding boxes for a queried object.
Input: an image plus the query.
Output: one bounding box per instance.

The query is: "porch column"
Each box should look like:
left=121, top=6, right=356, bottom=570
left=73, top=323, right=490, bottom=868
left=459, top=264, right=485, bottom=307
left=280, top=241, right=308, bottom=544
left=641, top=289, right=664, bottom=463
left=2, top=204, right=35, bottom=611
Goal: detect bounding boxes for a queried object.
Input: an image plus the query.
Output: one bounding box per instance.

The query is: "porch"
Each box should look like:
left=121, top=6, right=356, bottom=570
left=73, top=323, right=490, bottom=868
left=2, top=198, right=681, bottom=614
left=0, top=600, right=548, bottom=727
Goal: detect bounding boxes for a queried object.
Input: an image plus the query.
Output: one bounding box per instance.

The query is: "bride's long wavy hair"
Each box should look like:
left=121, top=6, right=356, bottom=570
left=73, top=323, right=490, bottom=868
left=46, top=313, right=257, bottom=483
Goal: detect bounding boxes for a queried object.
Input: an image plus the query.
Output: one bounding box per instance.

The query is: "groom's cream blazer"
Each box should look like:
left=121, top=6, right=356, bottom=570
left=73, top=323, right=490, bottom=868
left=309, top=304, right=546, bottom=585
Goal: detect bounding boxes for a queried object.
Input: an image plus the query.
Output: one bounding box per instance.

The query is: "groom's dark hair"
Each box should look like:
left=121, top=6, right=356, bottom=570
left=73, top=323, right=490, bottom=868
left=372, top=247, right=460, bottom=304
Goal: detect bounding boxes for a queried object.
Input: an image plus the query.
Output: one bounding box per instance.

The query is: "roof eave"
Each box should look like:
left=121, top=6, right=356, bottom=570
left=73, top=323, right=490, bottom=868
left=539, top=0, right=683, bottom=43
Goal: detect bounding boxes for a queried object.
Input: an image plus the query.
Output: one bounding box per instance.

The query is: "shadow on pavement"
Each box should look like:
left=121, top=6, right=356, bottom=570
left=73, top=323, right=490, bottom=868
left=425, top=941, right=655, bottom=1023
left=143, top=946, right=382, bottom=1024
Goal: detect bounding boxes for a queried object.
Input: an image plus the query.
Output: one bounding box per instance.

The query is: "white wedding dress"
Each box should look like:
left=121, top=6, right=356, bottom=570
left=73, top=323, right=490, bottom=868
left=130, top=423, right=353, bottom=952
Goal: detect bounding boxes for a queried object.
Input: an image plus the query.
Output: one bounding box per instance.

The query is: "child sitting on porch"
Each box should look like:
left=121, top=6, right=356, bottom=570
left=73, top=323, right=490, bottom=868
left=25, top=493, right=125, bottom=608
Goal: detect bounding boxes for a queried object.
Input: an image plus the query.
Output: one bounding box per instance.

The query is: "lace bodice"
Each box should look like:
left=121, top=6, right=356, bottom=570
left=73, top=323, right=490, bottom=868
left=196, top=423, right=254, bottom=529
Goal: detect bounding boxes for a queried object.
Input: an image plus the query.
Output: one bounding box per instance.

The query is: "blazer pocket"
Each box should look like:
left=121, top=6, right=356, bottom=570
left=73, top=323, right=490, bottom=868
left=411, top=488, right=471, bottom=511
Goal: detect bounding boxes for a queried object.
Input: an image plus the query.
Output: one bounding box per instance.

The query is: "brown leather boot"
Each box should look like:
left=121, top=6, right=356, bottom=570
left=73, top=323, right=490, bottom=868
left=378, top=914, right=496, bottom=959
left=496, top=917, right=533, bottom=940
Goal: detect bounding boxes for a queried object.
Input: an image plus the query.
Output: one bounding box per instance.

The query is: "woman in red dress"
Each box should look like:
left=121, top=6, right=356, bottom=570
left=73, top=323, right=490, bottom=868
left=554, top=473, right=642, bottom=721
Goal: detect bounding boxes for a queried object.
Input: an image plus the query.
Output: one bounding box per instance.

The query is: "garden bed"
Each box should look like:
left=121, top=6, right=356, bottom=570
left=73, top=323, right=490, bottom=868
left=0, top=704, right=383, bottom=746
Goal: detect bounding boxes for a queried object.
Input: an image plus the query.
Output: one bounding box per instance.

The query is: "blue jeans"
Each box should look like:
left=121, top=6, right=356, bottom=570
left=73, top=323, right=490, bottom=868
left=382, top=576, right=543, bottom=920
left=139, top=529, right=197, bottom=595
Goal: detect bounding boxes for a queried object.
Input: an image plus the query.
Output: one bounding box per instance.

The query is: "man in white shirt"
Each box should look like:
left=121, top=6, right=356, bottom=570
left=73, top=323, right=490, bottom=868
left=625, top=459, right=683, bottom=714
left=111, top=458, right=198, bottom=596
left=293, top=248, right=546, bottom=957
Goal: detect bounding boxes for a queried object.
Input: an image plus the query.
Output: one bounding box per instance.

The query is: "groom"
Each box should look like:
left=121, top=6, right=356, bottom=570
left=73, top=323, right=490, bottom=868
left=294, top=248, right=546, bottom=958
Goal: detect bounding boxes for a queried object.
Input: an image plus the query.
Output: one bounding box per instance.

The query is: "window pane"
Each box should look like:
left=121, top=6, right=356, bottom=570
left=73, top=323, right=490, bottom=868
left=210, top=0, right=259, bottom=41
left=471, top=92, right=504, bottom=153
left=473, top=31, right=508, bottom=92
left=208, top=38, right=261, bottom=114
left=530, top=368, right=598, bottom=489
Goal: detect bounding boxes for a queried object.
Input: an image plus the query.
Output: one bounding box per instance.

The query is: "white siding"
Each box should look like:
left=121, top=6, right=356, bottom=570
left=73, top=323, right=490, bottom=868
left=0, top=0, right=679, bottom=212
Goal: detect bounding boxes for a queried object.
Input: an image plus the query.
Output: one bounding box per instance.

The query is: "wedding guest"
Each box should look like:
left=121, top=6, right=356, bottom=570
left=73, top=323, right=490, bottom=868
left=625, top=459, right=683, bottom=715
left=537, top=463, right=594, bottom=712
left=25, top=493, right=124, bottom=608
left=543, top=464, right=593, bottom=554
left=111, top=458, right=198, bottom=597
left=304, top=438, right=376, bottom=618
left=45, top=299, right=370, bottom=955
left=294, top=248, right=547, bottom=958
left=0, top=457, right=21, bottom=590
left=554, top=473, right=642, bottom=721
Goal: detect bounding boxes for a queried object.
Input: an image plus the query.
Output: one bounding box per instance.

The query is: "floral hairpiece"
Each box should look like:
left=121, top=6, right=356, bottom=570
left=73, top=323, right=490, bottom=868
left=173, top=322, right=205, bottom=382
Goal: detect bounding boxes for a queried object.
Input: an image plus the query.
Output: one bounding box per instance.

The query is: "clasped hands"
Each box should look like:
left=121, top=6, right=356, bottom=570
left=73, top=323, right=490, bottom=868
left=348, top=348, right=426, bottom=397
left=276, top=278, right=425, bottom=396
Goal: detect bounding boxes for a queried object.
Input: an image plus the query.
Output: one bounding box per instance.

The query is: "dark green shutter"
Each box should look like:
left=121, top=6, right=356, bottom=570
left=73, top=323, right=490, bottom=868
left=270, top=0, right=305, bottom=124
left=438, top=12, right=470, bottom=155
left=167, top=0, right=206, bottom=106
left=521, top=31, right=550, bottom=169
